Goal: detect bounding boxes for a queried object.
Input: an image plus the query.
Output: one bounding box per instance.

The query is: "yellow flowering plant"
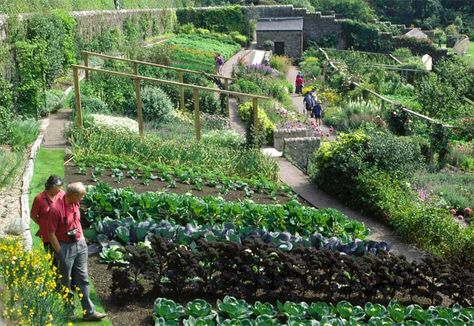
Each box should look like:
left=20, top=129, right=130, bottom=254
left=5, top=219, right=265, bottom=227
left=0, top=237, right=70, bottom=325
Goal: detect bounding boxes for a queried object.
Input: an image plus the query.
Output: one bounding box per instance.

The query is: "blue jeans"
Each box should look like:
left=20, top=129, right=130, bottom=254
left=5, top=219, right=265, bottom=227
left=57, top=238, right=95, bottom=315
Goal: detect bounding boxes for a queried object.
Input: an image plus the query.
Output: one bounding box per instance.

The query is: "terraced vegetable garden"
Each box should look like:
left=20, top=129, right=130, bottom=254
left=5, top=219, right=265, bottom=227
left=64, top=29, right=474, bottom=326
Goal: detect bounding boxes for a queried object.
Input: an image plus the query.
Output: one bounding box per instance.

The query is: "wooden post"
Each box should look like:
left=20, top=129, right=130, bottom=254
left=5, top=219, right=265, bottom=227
left=73, top=66, right=83, bottom=128
left=133, top=62, right=139, bottom=76
left=252, top=97, right=258, bottom=134
left=179, top=71, right=185, bottom=111
left=134, top=77, right=144, bottom=137
left=83, top=52, right=89, bottom=80
left=381, top=100, right=385, bottom=111
left=193, top=88, right=201, bottom=141
left=224, top=78, right=230, bottom=117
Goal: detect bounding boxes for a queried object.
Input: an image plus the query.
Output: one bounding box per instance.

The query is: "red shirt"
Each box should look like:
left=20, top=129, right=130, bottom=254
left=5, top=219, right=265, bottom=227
left=296, top=76, right=304, bottom=86
left=31, top=190, right=65, bottom=243
left=48, top=196, right=83, bottom=242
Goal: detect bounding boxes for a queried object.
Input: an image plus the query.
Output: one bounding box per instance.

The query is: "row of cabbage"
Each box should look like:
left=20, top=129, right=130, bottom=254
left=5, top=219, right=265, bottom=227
left=153, top=296, right=474, bottom=326
left=84, top=183, right=368, bottom=239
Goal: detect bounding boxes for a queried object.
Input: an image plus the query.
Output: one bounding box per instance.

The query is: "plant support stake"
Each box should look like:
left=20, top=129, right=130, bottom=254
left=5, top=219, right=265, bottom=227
left=73, top=66, right=83, bottom=128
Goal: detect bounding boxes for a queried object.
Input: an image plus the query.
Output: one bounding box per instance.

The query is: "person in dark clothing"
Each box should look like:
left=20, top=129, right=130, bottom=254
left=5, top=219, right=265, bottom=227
left=303, top=91, right=314, bottom=117
left=313, top=100, right=323, bottom=126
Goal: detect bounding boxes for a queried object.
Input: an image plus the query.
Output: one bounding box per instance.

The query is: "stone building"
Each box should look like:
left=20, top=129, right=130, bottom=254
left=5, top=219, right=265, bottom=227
left=256, top=17, right=304, bottom=59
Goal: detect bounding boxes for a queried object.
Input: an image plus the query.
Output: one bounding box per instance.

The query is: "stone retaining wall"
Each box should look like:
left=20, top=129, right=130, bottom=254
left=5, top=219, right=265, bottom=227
left=283, top=137, right=320, bottom=171
left=273, top=127, right=312, bottom=151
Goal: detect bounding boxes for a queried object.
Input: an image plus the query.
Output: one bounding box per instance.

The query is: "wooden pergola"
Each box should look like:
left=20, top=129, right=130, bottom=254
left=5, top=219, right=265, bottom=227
left=72, top=64, right=270, bottom=141
left=82, top=51, right=236, bottom=116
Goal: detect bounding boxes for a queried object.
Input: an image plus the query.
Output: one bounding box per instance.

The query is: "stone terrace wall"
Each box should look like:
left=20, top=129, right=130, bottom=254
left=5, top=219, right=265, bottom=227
left=273, top=127, right=312, bottom=151
left=303, top=13, right=346, bottom=49
left=283, top=137, right=320, bottom=171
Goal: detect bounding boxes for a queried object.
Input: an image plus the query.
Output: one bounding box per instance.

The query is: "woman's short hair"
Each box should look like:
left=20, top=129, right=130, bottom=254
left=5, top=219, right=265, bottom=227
left=45, top=175, right=63, bottom=190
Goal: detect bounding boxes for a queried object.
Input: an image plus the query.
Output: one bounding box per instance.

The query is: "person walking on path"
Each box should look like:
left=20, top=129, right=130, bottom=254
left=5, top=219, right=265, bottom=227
left=48, top=182, right=107, bottom=322
left=295, top=73, right=304, bottom=95
left=215, top=53, right=224, bottom=75
left=313, top=99, right=323, bottom=126
left=31, top=175, right=65, bottom=259
left=303, top=90, right=314, bottom=117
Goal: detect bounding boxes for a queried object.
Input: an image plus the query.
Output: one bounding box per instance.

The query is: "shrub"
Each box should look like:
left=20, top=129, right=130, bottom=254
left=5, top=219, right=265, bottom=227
left=43, top=89, right=64, bottom=115
left=262, top=40, right=274, bottom=51
left=202, top=130, right=244, bottom=148
left=68, top=94, right=109, bottom=114
left=229, top=31, right=247, bottom=46
left=238, top=102, right=275, bottom=144
left=269, top=55, right=292, bottom=74
left=309, top=131, right=474, bottom=265
left=141, top=86, right=174, bottom=123
left=323, top=99, right=381, bottom=132
left=8, top=119, right=40, bottom=150
left=300, top=57, right=321, bottom=79
left=392, top=47, right=413, bottom=60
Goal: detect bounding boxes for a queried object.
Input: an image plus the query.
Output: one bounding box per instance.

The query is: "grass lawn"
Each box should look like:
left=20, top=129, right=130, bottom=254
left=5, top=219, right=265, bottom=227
left=29, top=147, right=111, bottom=326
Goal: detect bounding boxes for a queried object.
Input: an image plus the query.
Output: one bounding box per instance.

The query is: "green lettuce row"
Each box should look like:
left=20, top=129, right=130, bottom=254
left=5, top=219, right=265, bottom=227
left=84, top=182, right=368, bottom=239
left=74, top=152, right=293, bottom=198
left=153, top=296, right=474, bottom=326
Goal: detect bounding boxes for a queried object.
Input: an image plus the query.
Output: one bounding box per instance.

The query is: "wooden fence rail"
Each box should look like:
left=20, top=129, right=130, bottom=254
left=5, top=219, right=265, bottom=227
left=318, top=48, right=452, bottom=128
left=82, top=51, right=235, bottom=116
left=72, top=64, right=269, bottom=141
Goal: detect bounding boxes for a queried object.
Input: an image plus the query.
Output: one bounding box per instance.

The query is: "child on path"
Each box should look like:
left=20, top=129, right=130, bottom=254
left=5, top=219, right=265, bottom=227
left=215, top=53, right=224, bottom=75
left=313, top=99, right=323, bottom=126
left=295, top=73, right=304, bottom=95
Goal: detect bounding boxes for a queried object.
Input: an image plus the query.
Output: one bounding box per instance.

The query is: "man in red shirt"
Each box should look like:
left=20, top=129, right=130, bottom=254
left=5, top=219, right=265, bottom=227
left=48, top=182, right=106, bottom=322
left=31, top=175, right=65, bottom=254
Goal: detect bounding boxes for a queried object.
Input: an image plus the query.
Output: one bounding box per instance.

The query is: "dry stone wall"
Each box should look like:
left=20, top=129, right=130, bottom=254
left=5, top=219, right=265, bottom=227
left=283, top=137, right=320, bottom=171
left=273, top=127, right=312, bottom=151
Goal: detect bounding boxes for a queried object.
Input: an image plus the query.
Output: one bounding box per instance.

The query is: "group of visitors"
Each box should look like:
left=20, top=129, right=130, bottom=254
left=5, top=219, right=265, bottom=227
left=296, top=72, right=323, bottom=125
left=31, top=176, right=106, bottom=322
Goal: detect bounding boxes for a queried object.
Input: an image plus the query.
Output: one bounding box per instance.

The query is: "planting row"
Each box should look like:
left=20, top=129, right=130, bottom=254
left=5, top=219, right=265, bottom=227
left=74, top=152, right=293, bottom=199
left=111, top=237, right=474, bottom=305
left=95, top=218, right=389, bottom=257
left=84, top=183, right=368, bottom=239
left=152, top=296, right=474, bottom=326
left=70, top=128, right=280, bottom=182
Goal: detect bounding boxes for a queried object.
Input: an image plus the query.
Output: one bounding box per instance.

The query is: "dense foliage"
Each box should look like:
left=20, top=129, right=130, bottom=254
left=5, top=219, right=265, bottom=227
left=176, top=6, right=250, bottom=36
left=112, top=236, right=473, bottom=306
left=309, top=131, right=474, bottom=266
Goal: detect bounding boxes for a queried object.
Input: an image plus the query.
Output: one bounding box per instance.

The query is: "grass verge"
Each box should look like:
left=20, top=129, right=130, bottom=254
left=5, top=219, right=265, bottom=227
left=29, top=147, right=110, bottom=325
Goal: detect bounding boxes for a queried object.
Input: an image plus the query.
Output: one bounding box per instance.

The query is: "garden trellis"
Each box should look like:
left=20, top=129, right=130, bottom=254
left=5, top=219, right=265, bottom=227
left=72, top=64, right=270, bottom=140
left=82, top=51, right=236, bottom=115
